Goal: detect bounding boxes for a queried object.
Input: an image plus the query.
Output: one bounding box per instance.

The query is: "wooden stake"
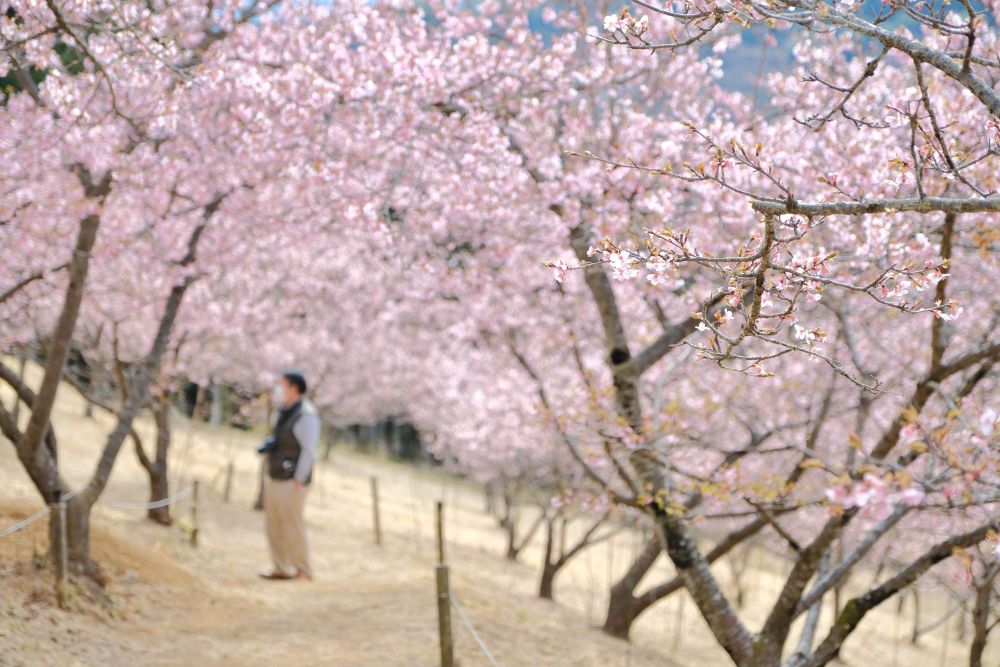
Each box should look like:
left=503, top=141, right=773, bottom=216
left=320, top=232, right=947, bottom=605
left=223, top=462, right=235, bottom=502
left=370, top=476, right=382, bottom=546
left=54, top=500, right=68, bottom=609
left=190, top=480, right=199, bottom=547
left=434, top=500, right=453, bottom=667
left=436, top=564, right=454, bottom=667
left=436, top=500, right=445, bottom=565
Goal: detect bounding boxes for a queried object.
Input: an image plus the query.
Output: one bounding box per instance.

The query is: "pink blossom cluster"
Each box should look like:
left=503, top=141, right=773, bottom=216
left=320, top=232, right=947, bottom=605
left=825, top=474, right=926, bottom=520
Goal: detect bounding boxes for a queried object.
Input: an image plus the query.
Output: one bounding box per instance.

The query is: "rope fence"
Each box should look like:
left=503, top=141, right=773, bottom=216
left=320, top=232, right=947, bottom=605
left=0, top=505, right=52, bottom=538
left=0, top=490, right=77, bottom=539
left=101, top=485, right=194, bottom=511
left=1, top=484, right=196, bottom=538
left=434, top=500, right=502, bottom=667
left=449, top=590, right=500, bottom=667
left=1, top=481, right=200, bottom=608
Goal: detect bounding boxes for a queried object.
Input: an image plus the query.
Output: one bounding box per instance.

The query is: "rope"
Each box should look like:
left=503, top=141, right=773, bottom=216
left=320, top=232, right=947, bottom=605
left=0, top=491, right=77, bottom=539
left=449, top=591, right=500, bottom=667
left=3, top=485, right=195, bottom=536
left=100, top=484, right=194, bottom=511
left=0, top=506, right=51, bottom=538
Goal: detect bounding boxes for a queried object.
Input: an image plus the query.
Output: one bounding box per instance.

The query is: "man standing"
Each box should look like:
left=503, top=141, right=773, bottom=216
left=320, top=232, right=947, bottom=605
left=260, top=370, right=320, bottom=580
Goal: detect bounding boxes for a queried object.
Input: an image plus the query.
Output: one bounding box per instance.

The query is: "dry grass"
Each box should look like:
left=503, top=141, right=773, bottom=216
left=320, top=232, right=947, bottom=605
left=0, top=365, right=994, bottom=666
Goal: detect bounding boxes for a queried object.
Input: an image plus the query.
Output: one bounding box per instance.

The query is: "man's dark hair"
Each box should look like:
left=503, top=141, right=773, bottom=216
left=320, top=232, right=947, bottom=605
left=282, top=370, right=307, bottom=395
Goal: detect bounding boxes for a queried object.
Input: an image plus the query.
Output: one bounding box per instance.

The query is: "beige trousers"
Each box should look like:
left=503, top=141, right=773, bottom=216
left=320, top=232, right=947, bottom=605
left=264, top=478, right=311, bottom=576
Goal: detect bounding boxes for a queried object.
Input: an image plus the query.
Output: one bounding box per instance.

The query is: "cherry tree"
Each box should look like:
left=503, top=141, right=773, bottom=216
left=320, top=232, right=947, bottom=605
left=534, top=3, right=1000, bottom=664
left=0, top=0, right=283, bottom=574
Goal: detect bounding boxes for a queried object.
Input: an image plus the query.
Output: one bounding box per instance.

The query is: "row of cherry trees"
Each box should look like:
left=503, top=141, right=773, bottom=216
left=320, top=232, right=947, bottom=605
left=2, top=0, right=998, bottom=664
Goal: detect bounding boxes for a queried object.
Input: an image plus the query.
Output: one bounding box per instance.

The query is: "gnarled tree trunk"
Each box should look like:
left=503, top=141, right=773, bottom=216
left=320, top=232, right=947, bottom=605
left=496, top=486, right=544, bottom=562
left=603, top=535, right=661, bottom=638
left=135, top=392, right=173, bottom=525
left=538, top=559, right=558, bottom=600
left=538, top=512, right=563, bottom=600
left=538, top=509, right=613, bottom=602
left=970, top=561, right=1000, bottom=667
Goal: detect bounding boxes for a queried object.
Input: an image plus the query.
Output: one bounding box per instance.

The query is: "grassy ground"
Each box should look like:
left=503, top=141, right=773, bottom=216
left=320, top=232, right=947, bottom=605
left=0, top=366, right=993, bottom=666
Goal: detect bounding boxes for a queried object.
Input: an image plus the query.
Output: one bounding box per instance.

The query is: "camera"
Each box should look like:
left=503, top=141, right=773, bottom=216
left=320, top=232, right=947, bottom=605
left=256, top=435, right=277, bottom=454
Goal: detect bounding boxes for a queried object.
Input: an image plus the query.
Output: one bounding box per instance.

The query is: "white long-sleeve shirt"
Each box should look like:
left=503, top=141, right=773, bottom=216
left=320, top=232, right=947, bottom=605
left=292, top=400, right=321, bottom=484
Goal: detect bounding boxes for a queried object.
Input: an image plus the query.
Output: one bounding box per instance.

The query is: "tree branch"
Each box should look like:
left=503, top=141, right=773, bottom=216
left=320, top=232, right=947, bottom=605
left=0, top=263, right=68, bottom=306
left=797, top=517, right=1000, bottom=667
left=752, top=196, right=999, bottom=217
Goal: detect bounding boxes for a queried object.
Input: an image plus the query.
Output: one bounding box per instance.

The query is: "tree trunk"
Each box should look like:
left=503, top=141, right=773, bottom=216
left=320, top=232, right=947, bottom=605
left=538, top=515, right=558, bottom=600
left=209, top=382, right=223, bottom=426
left=66, top=496, right=92, bottom=573
left=570, top=222, right=754, bottom=663
left=133, top=394, right=173, bottom=525
left=538, top=510, right=613, bottom=604
left=603, top=534, right=661, bottom=639
left=969, top=562, right=1000, bottom=667
left=15, top=212, right=104, bottom=505
left=604, top=584, right=641, bottom=639
left=146, top=396, right=172, bottom=525
left=502, top=504, right=545, bottom=562
left=539, top=561, right=558, bottom=600
left=504, top=521, right=519, bottom=560
left=48, top=494, right=102, bottom=582
left=146, top=466, right=171, bottom=525
left=500, top=490, right=519, bottom=560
